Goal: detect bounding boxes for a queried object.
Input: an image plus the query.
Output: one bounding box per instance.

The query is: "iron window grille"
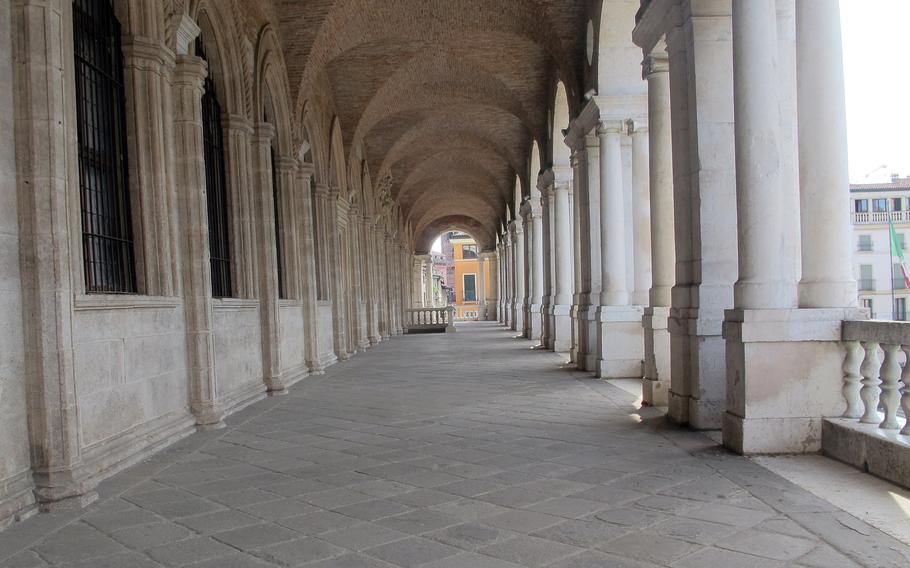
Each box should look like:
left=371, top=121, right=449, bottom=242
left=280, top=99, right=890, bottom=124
left=73, top=0, right=137, bottom=294
left=271, top=146, right=286, bottom=299
left=197, top=38, right=233, bottom=298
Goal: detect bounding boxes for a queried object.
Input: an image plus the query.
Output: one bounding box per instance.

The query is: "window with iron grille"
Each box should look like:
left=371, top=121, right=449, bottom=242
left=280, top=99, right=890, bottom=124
left=73, top=0, right=137, bottom=294
left=271, top=146, right=286, bottom=299
left=197, top=38, right=232, bottom=298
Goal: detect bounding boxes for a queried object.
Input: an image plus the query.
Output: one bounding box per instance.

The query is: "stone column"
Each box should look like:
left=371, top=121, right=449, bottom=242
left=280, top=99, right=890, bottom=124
left=412, top=257, right=423, bottom=308
left=122, top=36, right=177, bottom=295
left=723, top=0, right=865, bottom=454
left=521, top=209, right=533, bottom=337
left=477, top=253, right=487, bottom=317
left=552, top=179, right=574, bottom=352
left=631, top=121, right=652, bottom=307
left=489, top=251, right=499, bottom=321
left=540, top=181, right=555, bottom=348
left=251, top=123, right=285, bottom=394
left=796, top=0, right=855, bottom=309
left=569, top=151, right=584, bottom=363
left=642, top=50, right=675, bottom=406
left=172, top=54, right=224, bottom=429
left=595, top=120, right=643, bottom=378
left=297, top=163, right=324, bottom=371
left=732, top=0, right=796, bottom=310
left=423, top=255, right=434, bottom=308
left=511, top=219, right=526, bottom=333
left=222, top=115, right=255, bottom=298
left=529, top=202, right=545, bottom=341
left=13, top=0, right=93, bottom=509
left=503, top=231, right=512, bottom=326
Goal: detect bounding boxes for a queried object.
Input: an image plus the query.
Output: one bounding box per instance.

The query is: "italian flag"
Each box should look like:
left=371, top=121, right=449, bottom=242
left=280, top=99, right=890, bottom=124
left=890, top=215, right=910, bottom=288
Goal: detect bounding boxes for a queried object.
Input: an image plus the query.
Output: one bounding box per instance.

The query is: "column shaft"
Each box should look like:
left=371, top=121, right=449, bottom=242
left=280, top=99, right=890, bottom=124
left=732, top=0, right=796, bottom=309
left=796, top=0, right=855, bottom=308
left=646, top=54, right=675, bottom=308
left=631, top=124, right=652, bottom=306
left=599, top=122, right=628, bottom=306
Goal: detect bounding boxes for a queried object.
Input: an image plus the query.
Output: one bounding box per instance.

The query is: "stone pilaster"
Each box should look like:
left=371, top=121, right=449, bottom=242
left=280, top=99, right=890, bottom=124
left=172, top=54, right=224, bottom=429
left=477, top=253, right=487, bottom=317
left=251, top=123, right=285, bottom=394
left=664, top=2, right=737, bottom=429
left=222, top=114, right=255, bottom=298
left=296, top=162, right=323, bottom=373
left=510, top=218, right=526, bottom=334
left=13, top=0, right=92, bottom=510
left=529, top=200, right=545, bottom=341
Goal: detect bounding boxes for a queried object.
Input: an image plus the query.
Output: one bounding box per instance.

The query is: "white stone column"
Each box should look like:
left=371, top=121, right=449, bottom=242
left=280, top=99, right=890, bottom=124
left=642, top=50, right=675, bottom=406
left=412, top=257, right=423, bottom=308
left=424, top=256, right=434, bottom=308
left=512, top=219, right=526, bottom=333
left=477, top=253, right=487, bottom=317
left=582, top=134, right=602, bottom=371
left=530, top=202, right=545, bottom=341
left=552, top=180, right=574, bottom=352
left=598, top=121, right=628, bottom=307
left=631, top=121, right=652, bottom=307
left=732, top=0, right=796, bottom=310
left=595, top=118, right=644, bottom=378
left=722, top=0, right=865, bottom=454
left=489, top=251, right=499, bottom=321
left=796, top=0, right=855, bottom=309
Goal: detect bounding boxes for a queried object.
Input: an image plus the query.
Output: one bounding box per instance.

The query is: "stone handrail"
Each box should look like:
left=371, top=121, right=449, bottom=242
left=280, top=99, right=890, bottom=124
left=405, top=306, right=456, bottom=333
left=852, top=211, right=909, bottom=224
left=842, top=320, right=910, bottom=435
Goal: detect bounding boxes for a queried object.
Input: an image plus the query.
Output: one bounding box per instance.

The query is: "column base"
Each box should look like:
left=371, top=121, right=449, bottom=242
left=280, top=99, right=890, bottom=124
left=643, top=306, right=671, bottom=406
left=583, top=305, right=599, bottom=373
left=667, top=308, right=726, bottom=429
left=552, top=304, right=572, bottom=353
left=595, top=305, right=644, bottom=379
left=529, top=304, right=543, bottom=341
left=570, top=302, right=585, bottom=366
left=722, top=307, right=867, bottom=454
left=511, top=302, right=524, bottom=333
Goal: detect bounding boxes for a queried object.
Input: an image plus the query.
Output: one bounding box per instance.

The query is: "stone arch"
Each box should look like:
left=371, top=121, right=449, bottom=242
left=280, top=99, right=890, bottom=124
left=253, top=25, right=294, bottom=156
left=595, top=0, right=646, bottom=98
left=328, top=117, right=347, bottom=197
left=190, top=0, right=246, bottom=118
left=415, top=216, right=494, bottom=254
left=551, top=80, right=572, bottom=170
left=529, top=139, right=542, bottom=197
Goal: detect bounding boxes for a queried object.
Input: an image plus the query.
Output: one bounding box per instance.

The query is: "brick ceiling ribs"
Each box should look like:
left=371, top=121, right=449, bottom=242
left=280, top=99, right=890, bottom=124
left=276, top=0, right=588, bottom=250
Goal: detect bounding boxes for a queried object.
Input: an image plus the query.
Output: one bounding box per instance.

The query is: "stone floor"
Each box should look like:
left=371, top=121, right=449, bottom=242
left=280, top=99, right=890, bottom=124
left=2, top=322, right=909, bottom=568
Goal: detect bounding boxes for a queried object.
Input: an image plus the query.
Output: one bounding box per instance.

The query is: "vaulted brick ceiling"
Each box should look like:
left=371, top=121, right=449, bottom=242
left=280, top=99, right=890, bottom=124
left=276, top=0, right=587, bottom=250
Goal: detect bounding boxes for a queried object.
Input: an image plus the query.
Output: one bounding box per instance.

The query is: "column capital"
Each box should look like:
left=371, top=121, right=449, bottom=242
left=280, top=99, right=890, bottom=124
left=222, top=113, right=252, bottom=134
left=298, top=161, right=315, bottom=177
left=252, top=122, right=276, bottom=144
left=122, top=37, right=167, bottom=70
left=172, top=54, right=206, bottom=89
left=642, top=51, right=669, bottom=79
left=314, top=182, right=331, bottom=197
left=628, top=118, right=649, bottom=134
left=276, top=156, right=299, bottom=173
left=597, top=120, right=626, bottom=136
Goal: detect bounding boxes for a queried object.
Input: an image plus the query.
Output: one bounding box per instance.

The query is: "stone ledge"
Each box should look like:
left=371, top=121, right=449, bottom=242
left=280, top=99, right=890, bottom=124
left=823, top=418, right=910, bottom=490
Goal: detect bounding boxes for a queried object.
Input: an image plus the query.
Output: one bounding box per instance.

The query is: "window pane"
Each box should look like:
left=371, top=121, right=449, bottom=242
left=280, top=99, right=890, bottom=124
left=464, top=274, right=476, bottom=301
left=873, top=198, right=888, bottom=212
left=858, top=235, right=872, bottom=251
left=198, top=37, right=233, bottom=298
left=855, top=199, right=869, bottom=213
left=73, top=0, right=136, bottom=294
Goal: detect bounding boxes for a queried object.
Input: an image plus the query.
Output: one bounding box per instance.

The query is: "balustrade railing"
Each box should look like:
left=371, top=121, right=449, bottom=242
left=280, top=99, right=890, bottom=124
left=405, top=306, right=456, bottom=333
left=842, top=321, right=910, bottom=436
left=853, top=210, right=910, bottom=224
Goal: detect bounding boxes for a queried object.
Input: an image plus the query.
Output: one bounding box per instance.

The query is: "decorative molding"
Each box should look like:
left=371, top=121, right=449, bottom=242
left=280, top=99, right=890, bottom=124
left=174, top=14, right=200, bottom=56
left=74, top=295, right=182, bottom=311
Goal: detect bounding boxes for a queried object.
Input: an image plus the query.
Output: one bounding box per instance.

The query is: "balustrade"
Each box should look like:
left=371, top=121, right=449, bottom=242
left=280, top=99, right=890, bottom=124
left=842, top=321, right=910, bottom=435
left=405, top=306, right=456, bottom=333
left=852, top=210, right=909, bottom=224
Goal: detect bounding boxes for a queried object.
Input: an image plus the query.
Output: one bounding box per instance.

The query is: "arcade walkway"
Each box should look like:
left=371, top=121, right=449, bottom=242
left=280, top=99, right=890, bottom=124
left=1, top=324, right=908, bottom=568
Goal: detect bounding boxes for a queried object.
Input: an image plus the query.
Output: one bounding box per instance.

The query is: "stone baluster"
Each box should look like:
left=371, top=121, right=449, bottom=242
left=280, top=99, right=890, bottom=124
left=879, top=344, right=901, bottom=429
left=901, top=346, right=910, bottom=435
left=859, top=341, right=882, bottom=424
left=841, top=340, right=863, bottom=419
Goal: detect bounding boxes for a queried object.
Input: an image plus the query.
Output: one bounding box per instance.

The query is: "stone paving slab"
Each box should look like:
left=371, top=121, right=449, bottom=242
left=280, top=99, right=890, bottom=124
left=1, top=322, right=910, bottom=567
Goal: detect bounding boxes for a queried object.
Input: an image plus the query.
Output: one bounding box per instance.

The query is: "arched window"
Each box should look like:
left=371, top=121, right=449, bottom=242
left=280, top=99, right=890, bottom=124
left=270, top=145, right=285, bottom=299
left=73, top=0, right=136, bottom=293
left=197, top=37, right=232, bottom=298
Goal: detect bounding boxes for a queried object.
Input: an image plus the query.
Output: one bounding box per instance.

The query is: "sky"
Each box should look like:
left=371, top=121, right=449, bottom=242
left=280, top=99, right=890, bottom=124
left=842, top=0, right=910, bottom=183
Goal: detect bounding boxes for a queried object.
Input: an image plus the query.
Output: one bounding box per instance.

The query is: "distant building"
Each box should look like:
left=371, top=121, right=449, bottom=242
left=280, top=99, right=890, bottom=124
left=851, top=175, right=910, bottom=320
left=449, top=232, right=492, bottom=320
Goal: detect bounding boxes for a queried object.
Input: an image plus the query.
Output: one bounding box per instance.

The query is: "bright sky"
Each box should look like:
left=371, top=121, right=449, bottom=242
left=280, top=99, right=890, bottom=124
left=842, top=0, right=910, bottom=183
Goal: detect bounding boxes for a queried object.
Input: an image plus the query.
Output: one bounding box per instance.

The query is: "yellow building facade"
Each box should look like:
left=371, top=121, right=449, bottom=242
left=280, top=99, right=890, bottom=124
left=450, top=234, right=492, bottom=320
